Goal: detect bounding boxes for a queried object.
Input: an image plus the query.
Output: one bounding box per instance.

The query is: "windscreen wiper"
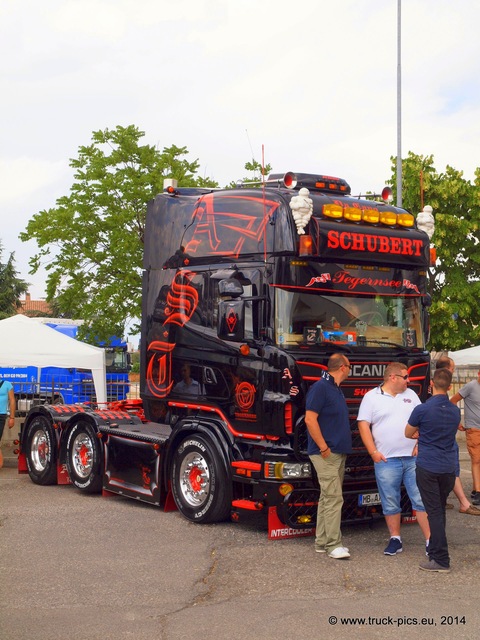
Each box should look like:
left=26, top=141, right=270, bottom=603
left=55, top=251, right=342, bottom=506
left=366, top=340, right=409, bottom=352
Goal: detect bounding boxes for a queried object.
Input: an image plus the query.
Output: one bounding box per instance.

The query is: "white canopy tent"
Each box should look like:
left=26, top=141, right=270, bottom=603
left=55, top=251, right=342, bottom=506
left=449, top=346, right=480, bottom=367
left=0, top=315, right=107, bottom=405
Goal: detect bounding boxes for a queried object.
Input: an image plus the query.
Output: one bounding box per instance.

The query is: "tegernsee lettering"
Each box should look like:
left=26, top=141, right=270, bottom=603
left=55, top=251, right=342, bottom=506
left=327, top=230, right=424, bottom=257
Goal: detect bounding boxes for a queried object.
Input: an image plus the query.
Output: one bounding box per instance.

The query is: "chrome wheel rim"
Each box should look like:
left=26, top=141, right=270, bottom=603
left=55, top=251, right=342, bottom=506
left=71, top=433, right=94, bottom=478
left=31, top=429, right=49, bottom=471
left=179, top=452, right=210, bottom=507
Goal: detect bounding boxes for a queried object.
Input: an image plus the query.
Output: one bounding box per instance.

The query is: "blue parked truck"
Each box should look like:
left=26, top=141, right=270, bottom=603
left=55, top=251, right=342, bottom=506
left=17, top=172, right=432, bottom=539
left=2, top=320, right=130, bottom=411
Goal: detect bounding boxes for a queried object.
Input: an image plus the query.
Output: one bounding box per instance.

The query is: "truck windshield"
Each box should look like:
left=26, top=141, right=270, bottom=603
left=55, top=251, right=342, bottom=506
left=105, top=348, right=129, bottom=372
left=275, top=289, right=424, bottom=349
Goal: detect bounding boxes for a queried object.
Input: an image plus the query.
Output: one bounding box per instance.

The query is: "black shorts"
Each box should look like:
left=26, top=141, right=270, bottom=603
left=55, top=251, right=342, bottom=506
left=0, top=415, right=7, bottom=440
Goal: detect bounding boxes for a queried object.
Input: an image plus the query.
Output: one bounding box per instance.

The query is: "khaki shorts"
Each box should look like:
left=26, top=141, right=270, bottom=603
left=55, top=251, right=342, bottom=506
left=465, top=428, right=480, bottom=464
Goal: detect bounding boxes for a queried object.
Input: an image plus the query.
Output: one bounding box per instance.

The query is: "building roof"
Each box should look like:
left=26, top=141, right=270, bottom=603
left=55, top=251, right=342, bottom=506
left=18, top=293, right=52, bottom=317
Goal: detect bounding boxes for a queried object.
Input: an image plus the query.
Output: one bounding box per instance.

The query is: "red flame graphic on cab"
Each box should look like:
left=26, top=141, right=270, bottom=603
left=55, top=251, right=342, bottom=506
left=164, top=271, right=199, bottom=326
left=184, top=194, right=279, bottom=258
left=146, top=340, right=175, bottom=398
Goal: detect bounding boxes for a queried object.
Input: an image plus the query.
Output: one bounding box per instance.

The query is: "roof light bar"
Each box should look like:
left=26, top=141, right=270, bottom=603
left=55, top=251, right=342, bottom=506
left=267, top=172, right=351, bottom=195
left=322, top=203, right=416, bottom=229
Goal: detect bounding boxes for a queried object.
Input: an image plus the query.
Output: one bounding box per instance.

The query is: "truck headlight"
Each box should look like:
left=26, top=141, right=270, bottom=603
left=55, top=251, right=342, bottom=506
left=264, top=462, right=312, bottom=480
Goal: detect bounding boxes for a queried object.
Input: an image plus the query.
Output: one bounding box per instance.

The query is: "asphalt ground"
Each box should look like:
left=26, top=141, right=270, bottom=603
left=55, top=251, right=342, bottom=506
left=1, top=432, right=479, bottom=640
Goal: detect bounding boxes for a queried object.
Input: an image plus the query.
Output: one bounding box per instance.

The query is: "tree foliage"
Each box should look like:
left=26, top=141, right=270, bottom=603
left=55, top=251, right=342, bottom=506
left=227, top=158, right=273, bottom=188
left=389, top=152, right=480, bottom=350
left=0, top=242, right=29, bottom=319
left=20, top=125, right=218, bottom=341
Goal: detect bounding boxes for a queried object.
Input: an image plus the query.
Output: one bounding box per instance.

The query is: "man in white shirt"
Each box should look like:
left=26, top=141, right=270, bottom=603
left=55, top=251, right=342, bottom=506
left=357, top=362, right=430, bottom=556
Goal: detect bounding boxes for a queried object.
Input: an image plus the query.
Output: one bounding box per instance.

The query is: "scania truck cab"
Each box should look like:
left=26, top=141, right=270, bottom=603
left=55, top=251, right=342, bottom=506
left=18, top=171, right=431, bottom=538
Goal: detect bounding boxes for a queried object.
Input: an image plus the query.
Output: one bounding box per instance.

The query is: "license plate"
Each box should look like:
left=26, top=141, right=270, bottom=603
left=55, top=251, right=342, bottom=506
left=358, top=492, right=381, bottom=506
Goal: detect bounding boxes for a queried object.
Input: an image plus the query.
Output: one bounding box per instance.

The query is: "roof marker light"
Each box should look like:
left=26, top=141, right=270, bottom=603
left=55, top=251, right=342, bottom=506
left=299, top=235, right=313, bottom=255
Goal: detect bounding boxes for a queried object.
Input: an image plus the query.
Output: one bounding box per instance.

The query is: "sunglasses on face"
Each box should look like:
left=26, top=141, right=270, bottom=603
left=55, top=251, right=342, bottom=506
left=393, top=373, right=409, bottom=380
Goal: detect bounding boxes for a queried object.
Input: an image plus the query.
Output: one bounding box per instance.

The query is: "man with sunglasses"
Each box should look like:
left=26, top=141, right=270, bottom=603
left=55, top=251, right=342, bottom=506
left=357, top=362, right=430, bottom=556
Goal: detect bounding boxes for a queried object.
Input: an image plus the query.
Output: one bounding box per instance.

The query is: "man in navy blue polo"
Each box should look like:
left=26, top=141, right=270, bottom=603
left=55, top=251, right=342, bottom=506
left=305, top=353, right=352, bottom=559
left=405, top=367, right=460, bottom=573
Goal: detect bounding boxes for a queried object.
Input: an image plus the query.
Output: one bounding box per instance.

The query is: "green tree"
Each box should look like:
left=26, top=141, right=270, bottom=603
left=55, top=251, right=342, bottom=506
left=227, top=158, right=273, bottom=188
left=20, top=125, right=218, bottom=342
left=0, top=242, right=29, bottom=319
left=389, top=152, right=480, bottom=351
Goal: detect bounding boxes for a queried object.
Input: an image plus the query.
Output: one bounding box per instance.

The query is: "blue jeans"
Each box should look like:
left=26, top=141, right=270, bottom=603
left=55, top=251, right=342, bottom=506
left=374, top=456, right=425, bottom=515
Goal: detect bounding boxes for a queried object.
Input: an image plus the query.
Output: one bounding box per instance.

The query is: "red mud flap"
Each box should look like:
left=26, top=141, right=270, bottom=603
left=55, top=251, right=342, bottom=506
left=268, top=507, right=315, bottom=541
left=163, top=484, right=178, bottom=512
left=57, top=462, right=72, bottom=485
left=17, top=452, right=28, bottom=474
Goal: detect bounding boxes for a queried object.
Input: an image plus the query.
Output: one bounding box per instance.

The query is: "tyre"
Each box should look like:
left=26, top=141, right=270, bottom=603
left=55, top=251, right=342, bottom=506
left=24, top=416, right=58, bottom=485
left=66, top=421, right=103, bottom=493
left=171, top=435, right=231, bottom=523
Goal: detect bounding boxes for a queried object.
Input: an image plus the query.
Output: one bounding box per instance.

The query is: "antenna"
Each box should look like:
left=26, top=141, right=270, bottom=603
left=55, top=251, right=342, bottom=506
left=245, top=129, right=258, bottom=179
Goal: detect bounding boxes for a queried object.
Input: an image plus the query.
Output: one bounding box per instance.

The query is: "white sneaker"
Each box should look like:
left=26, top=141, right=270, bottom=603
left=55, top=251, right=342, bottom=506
left=328, top=546, right=350, bottom=559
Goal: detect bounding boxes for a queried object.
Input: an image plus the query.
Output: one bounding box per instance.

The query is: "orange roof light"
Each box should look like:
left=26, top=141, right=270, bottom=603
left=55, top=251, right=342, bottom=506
left=323, top=204, right=343, bottom=219
left=362, top=208, right=380, bottom=224
left=344, top=206, right=362, bottom=222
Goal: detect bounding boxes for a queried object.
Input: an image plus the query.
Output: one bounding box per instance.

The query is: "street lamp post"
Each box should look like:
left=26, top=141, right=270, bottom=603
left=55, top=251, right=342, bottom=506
left=397, top=0, right=402, bottom=208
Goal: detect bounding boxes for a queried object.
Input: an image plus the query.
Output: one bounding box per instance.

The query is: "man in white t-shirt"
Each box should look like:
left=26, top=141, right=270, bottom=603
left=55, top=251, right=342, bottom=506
left=357, top=362, right=430, bottom=556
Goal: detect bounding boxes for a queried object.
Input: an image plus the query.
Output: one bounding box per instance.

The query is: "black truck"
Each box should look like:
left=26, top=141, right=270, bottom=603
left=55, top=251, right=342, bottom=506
left=18, top=171, right=431, bottom=539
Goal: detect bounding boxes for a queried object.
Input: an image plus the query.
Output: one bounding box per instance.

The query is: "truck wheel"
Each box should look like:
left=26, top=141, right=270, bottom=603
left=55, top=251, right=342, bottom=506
left=25, top=416, right=58, bottom=485
left=66, top=421, right=103, bottom=493
left=171, top=435, right=230, bottom=523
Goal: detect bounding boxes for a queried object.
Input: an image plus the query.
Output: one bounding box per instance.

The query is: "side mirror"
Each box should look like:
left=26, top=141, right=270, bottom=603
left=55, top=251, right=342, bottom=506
left=218, top=278, right=244, bottom=298
left=218, top=299, right=245, bottom=341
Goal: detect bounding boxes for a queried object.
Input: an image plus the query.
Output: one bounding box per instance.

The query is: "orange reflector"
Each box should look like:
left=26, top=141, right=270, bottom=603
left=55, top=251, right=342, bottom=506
left=297, top=515, right=312, bottom=524
left=279, top=483, right=294, bottom=496
left=299, top=234, right=313, bottom=255
left=239, top=344, right=250, bottom=356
